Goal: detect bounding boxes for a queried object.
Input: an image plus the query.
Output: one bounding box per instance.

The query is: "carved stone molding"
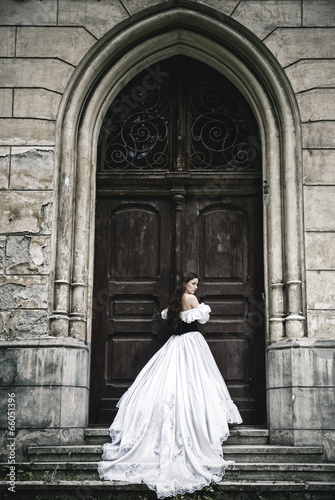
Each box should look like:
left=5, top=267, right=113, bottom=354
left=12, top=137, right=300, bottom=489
left=50, top=6, right=306, bottom=344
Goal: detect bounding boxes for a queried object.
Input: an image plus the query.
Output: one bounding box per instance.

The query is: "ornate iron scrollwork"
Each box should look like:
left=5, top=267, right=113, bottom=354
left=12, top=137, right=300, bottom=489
left=98, top=57, right=260, bottom=172
left=189, top=63, right=260, bottom=171
left=99, top=62, right=170, bottom=171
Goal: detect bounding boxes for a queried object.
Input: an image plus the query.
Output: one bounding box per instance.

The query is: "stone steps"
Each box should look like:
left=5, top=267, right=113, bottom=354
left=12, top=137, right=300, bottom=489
left=27, top=443, right=325, bottom=463
left=1, top=427, right=333, bottom=498
left=10, top=461, right=335, bottom=482
left=221, top=444, right=325, bottom=463
left=85, top=425, right=270, bottom=445
left=0, top=479, right=335, bottom=500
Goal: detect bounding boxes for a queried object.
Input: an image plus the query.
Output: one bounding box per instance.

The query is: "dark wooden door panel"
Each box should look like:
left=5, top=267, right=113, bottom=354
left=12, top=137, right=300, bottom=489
left=89, top=197, right=171, bottom=424
left=111, top=206, right=160, bottom=279
left=200, top=207, right=248, bottom=280
left=90, top=193, right=265, bottom=426
left=185, top=196, right=265, bottom=424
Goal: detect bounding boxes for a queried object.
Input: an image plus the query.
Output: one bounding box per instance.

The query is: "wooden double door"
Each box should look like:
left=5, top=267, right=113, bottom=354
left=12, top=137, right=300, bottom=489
left=89, top=190, right=266, bottom=425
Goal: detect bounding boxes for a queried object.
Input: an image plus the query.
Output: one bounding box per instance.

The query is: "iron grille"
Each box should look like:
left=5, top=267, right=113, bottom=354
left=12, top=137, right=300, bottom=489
left=98, top=57, right=261, bottom=172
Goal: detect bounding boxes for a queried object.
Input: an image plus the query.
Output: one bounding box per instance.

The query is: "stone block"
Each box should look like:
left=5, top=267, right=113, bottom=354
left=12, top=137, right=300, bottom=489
left=297, top=89, right=335, bottom=122
left=0, top=309, right=48, bottom=340
left=293, top=428, right=335, bottom=461
left=0, top=191, right=52, bottom=233
left=0, top=344, right=89, bottom=387
left=197, top=0, right=240, bottom=17
left=0, top=386, right=61, bottom=429
left=10, top=147, right=54, bottom=190
left=267, top=341, right=335, bottom=450
left=267, top=387, right=294, bottom=429
left=285, top=59, right=335, bottom=92
left=293, top=387, right=334, bottom=429
left=290, top=344, right=335, bottom=387
left=17, top=27, right=96, bottom=66
left=303, top=149, right=335, bottom=185
left=6, top=235, right=50, bottom=275
left=0, top=27, right=15, bottom=56
left=308, top=310, right=335, bottom=338
left=6, top=235, right=28, bottom=273
left=306, top=232, right=335, bottom=270
left=60, top=386, right=88, bottom=427
left=0, top=58, right=73, bottom=93
left=0, top=89, right=12, bottom=117
left=0, top=237, right=5, bottom=274
left=293, top=429, right=322, bottom=447
left=322, top=430, right=335, bottom=461
left=0, top=275, right=48, bottom=309
left=268, top=346, right=292, bottom=388
left=58, top=0, right=128, bottom=39
left=268, top=340, right=335, bottom=386
left=0, top=118, right=55, bottom=146
left=285, top=60, right=335, bottom=94
left=0, top=0, right=57, bottom=25
left=122, top=0, right=169, bottom=16
left=0, top=312, right=8, bottom=337
left=0, top=147, right=9, bottom=189
left=0, top=427, right=85, bottom=461
left=306, top=270, right=335, bottom=309
left=265, top=28, right=335, bottom=66
left=232, top=0, right=301, bottom=40
left=61, top=347, right=89, bottom=387
left=13, top=89, right=61, bottom=120
left=304, top=186, right=335, bottom=231
left=269, top=429, right=294, bottom=446
left=303, top=0, right=335, bottom=26
left=302, top=121, right=335, bottom=149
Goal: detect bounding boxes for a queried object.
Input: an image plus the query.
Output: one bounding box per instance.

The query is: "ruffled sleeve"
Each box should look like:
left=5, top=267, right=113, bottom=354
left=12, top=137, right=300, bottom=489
left=161, top=308, right=167, bottom=320
left=179, top=303, right=211, bottom=324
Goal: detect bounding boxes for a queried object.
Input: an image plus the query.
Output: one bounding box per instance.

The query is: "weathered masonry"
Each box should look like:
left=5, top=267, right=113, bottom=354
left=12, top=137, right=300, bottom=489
left=0, top=0, right=334, bottom=478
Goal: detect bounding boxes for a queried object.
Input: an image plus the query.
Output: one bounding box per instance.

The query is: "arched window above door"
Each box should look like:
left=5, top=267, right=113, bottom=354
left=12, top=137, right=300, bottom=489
left=98, top=56, right=261, bottom=173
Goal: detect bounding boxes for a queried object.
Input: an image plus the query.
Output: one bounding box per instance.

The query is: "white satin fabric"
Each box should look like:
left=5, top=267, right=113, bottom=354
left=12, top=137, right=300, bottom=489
left=98, top=304, right=242, bottom=498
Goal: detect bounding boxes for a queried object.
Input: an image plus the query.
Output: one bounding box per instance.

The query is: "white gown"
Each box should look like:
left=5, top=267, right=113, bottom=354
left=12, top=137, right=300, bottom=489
left=98, top=303, right=242, bottom=498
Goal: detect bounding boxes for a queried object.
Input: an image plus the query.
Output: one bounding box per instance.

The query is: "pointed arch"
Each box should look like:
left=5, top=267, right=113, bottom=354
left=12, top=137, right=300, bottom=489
left=50, top=6, right=305, bottom=346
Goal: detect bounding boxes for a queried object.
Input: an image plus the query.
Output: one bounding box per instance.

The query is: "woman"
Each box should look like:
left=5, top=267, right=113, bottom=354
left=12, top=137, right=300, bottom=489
left=98, top=271, right=242, bottom=498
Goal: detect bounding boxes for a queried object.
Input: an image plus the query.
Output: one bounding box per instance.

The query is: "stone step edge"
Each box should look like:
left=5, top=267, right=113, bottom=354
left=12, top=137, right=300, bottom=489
left=27, top=445, right=324, bottom=455
left=85, top=427, right=269, bottom=437
left=0, top=480, right=334, bottom=492
left=5, top=461, right=335, bottom=471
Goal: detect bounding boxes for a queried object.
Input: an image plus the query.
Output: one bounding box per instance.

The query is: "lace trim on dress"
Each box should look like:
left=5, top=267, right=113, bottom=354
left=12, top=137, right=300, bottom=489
left=161, top=303, right=211, bottom=324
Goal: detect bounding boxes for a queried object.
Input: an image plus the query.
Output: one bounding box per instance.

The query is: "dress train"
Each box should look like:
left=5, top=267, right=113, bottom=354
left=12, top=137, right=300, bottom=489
left=98, top=304, right=242, bottom=498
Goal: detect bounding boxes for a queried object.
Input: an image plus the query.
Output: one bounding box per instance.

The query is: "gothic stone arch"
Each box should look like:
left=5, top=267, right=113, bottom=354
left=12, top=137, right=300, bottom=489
left=50, top=7, right=305, bottom=434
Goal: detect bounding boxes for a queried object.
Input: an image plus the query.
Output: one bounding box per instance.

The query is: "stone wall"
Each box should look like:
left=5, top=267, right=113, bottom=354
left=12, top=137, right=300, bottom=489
left=0, top=0, right=334, bottom=459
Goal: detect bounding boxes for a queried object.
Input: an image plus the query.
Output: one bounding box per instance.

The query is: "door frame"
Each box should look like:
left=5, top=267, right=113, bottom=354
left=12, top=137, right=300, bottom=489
left=50, top=7, right=305, bottom=431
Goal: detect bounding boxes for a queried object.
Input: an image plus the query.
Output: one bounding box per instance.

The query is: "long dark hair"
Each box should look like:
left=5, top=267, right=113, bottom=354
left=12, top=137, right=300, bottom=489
left=166, top=272, right=200, bottom=333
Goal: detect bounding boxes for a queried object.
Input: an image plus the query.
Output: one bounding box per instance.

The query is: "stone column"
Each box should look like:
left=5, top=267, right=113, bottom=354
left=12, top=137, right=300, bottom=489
left=280, top=90, right=305, bottom=339
left=49, top=140, right=76, bottom=337
left=264, top=126, right=286, bottom=342
left=68, top=127, right=93, bottom=341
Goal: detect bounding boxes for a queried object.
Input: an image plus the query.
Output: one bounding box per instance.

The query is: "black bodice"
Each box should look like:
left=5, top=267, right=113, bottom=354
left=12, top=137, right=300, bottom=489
left=175, top=320, right=199, bottom=336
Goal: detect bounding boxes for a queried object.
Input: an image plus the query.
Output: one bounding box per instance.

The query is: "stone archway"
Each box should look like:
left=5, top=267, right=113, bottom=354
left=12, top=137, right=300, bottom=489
left=50, top=6, right=305, bottom=433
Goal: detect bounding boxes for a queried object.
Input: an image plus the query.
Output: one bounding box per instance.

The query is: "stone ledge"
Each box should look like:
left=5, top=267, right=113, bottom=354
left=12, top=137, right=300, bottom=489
left=0, top=479, right=334, bottom=492
left=28, top=444, right=324, bottom=454
left=268, top=338, right=335, bottom=350
left=9, top=461, right=335, bottom=472
left=27, top=444, right=325, bottom=464
left=0, top=336, right=89, bottom=349
left=85, top=425, right=269, bottom=438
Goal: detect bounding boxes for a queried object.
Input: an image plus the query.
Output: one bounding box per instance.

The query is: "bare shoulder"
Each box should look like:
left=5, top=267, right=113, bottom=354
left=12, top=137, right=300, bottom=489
left=182, top=294, right=199, bottom=310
